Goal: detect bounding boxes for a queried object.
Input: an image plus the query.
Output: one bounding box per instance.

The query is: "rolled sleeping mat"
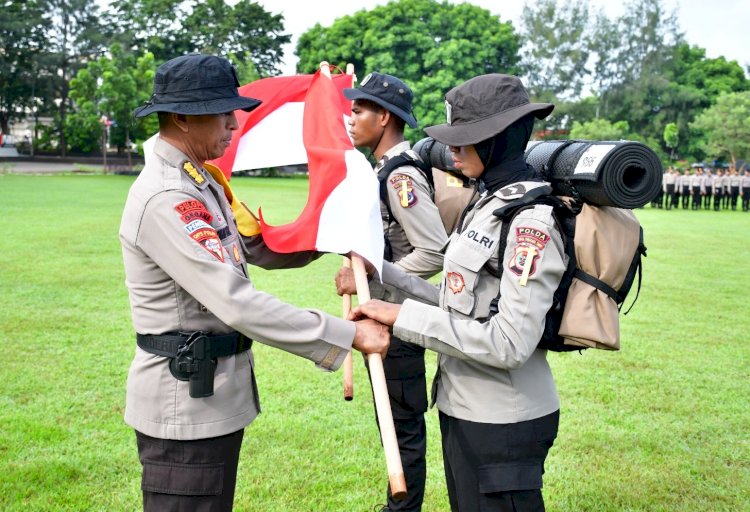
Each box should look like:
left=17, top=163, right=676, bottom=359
left=414, top=137, right=458, bottom=173
left=524, top=140, right=662, bottom=209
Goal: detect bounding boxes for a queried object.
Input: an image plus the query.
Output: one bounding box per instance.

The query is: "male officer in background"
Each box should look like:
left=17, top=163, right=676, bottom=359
left=663, top=166, right=677, bottom=210
left=344, top=72, right=448, bottom=512
left=121, top=54, right=389, bottom=511
left=741, top=169, right=750, bottom=212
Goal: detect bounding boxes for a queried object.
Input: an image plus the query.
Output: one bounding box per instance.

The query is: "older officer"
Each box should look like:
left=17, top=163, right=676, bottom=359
left=121, top=54, right=389, bottom=512
left=344, top=72, right=449, bottom=512
left=340, top=74, right=564, bottom=511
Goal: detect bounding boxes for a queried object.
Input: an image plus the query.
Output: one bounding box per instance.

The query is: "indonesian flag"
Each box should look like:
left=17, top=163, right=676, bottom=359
left=212, top=70, right=384, bottom=276
left=212, top=74, right=354, bottom=175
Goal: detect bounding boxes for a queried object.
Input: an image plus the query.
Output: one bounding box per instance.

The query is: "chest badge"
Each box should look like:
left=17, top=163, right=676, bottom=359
left=446, top=272, right=465, bottom=294
left=233, top=244, right=241, bottom=263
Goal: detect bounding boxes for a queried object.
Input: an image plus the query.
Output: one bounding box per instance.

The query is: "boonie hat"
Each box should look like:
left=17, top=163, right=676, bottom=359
left=134, top=54, right=261, bottom=118
left=425, top=74, right=554, bottom=147
left=343, top=72, right=418, bottom=128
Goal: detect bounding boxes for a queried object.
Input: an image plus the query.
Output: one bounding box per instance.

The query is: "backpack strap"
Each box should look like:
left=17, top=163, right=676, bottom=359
left=571, top=225, right=646, bottom=314
left=482, top=190, right=577, bottom=320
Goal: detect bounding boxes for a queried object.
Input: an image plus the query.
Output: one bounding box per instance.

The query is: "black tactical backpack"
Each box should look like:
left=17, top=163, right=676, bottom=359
left=489, top=187, right=646, bottom=352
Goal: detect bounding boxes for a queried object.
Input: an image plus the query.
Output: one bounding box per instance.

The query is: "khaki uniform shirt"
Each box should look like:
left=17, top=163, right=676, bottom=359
left=371, top=181, right=565, bottom=424
left=377, top=142, right=447, bottom=277
left=120, top=136, right=353, bottom=440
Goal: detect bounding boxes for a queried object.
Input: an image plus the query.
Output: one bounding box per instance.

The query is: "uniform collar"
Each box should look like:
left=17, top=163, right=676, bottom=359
left=375, top=141, right=412, bottom=172
left=153, top=135, right=209, bottom=190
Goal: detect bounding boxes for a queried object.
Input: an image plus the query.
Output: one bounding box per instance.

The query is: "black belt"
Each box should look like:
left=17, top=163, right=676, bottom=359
left=136, top=332, right=252, bottom=358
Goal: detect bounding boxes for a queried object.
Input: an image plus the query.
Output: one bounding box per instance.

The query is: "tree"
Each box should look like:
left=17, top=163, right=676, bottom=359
left=110, top=0, right=290, bottom=76
left=67, top=46, right=157, bottom=160
left=569, top=118, right=632, bottom=140
left=295, top=0, right=521, bottom=134
left=691, top=92, right=750, bottom=171
left=44, top=0, right=110, bottom=155
left=0, top=0, right=49, bottom=134
left=518, top=0, right=592, bottom=100
left=663, top=122, right=678, bottom=162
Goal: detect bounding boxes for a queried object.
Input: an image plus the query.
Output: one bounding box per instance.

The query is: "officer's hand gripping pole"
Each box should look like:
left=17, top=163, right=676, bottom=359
left=351, top=254, right=407, bottom=500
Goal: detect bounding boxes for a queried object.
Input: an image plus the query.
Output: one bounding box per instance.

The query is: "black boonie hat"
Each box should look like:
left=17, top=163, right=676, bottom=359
left=134, top=54, right=261, bottom=118
left=425, top=74, right=554, bottom=147
left=343, top=72, right=418, bottom=128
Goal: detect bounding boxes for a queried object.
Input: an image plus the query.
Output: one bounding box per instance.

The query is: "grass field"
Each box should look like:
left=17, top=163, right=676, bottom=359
left=1, top=173, right=749, bottom=511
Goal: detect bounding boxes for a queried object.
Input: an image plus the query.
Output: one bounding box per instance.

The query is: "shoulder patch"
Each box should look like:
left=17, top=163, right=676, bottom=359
left=181, top=160, right=205, bottom=185
left=507, top=225, right=551, bottom=286
left=497, top=183, right=527, bottom=199
left=174, top=200, right=213, bottom=224
left=389, top=173, right=417, bottom=208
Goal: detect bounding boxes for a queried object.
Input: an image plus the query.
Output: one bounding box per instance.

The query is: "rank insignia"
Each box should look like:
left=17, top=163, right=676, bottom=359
left=182, top=161, right=205, bottom=185
left=389, top=174, right=417, bottom=208
left=446, top=272, right=465, bottom=294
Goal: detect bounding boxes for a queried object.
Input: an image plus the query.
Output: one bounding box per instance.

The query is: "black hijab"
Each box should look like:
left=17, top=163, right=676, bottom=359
left=474, top=114, right=540, bottom=193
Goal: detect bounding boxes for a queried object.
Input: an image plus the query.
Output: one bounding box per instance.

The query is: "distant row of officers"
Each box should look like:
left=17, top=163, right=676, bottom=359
left=653, top=168, right=750, bottom=211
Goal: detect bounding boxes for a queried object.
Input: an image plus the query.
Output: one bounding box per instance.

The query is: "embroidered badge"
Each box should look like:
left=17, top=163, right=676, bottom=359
left=446, top=272, right=465, bottom=294
left=182, top=161, right=205, bottom=185
left=201, top=236, right=225, bottom=262
left=508, top=226, right=551, bottom=286
left=389, top=174, right=417, bottom=208
left=190, top=228, right=219, bottom=243
left=175, top=200, right=213, bottom=224
left=499, top=184, right=527, bottom=198
left=184, top=219, right=212, bottom=234
left=232, top=244, right=240, bottom=263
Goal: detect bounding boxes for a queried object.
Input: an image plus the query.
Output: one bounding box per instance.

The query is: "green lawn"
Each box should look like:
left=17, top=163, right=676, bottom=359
left=1, top=173, right=748, bottom=511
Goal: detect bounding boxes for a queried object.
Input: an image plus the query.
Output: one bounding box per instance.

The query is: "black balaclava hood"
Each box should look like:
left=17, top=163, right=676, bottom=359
left=475, top=114, right=539, bottom=193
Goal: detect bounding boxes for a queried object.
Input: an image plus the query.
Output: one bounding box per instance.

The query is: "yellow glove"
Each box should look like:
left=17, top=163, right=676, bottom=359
left=204, top=163, right=261, bottom=236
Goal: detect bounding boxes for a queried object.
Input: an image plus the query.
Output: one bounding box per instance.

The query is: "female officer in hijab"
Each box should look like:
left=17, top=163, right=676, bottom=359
left=340, top=74, right=565, bottom=511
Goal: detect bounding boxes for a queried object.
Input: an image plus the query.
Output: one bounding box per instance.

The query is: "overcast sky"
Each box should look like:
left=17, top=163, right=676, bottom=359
left=255, top=0, right=749, bottom=76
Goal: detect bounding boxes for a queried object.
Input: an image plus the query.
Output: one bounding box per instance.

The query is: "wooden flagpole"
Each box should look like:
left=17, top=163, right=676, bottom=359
left=342, top=256, right=354, bottom=400
left=342, top=62, right=356, bottom=402
left=351, top=254, right=407, bottom=500
left=319, top=61, right=407, bottom=500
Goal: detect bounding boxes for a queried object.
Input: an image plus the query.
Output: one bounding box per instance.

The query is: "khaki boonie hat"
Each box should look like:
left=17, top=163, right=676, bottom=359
left=425, top=74, right=554, bottom=146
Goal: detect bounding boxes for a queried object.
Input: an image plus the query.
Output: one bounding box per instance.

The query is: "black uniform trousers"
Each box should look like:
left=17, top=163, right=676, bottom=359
left=440, top=410, right=559, bottom=512
left=665, top=184, right=676, bottom=210
left=742, top=188, right=750, bottom=211
left=377, top=225, right=432, bottom=511
left=367, top=337, right=428, bottom=512
left=681, top=186, right=691, bottom=209
left=136, top=429, right=244, bottom=512
left=703, top=190, right=713, bottom=209
left=714, top=190, right=723, bottom=210
left=730, top=186, right=740, bottom=210
left=691, top=186, right=701, bottom=209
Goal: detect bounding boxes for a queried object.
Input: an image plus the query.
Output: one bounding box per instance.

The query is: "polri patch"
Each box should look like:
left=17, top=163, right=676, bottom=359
left=446, top=272, right=465, bottom=294
left=181, top=161, right=205, bottom=185
left=508, top=226, right=551, bottom=285
left=200, top=235, right=225, bottom=262
left=389, top=174, right=417, bottom=208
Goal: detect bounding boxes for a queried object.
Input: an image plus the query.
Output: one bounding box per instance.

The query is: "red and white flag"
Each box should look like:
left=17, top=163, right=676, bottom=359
left=212, top=74, right=353, bottom=176
left=213, top=71, right=384, bottom=276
